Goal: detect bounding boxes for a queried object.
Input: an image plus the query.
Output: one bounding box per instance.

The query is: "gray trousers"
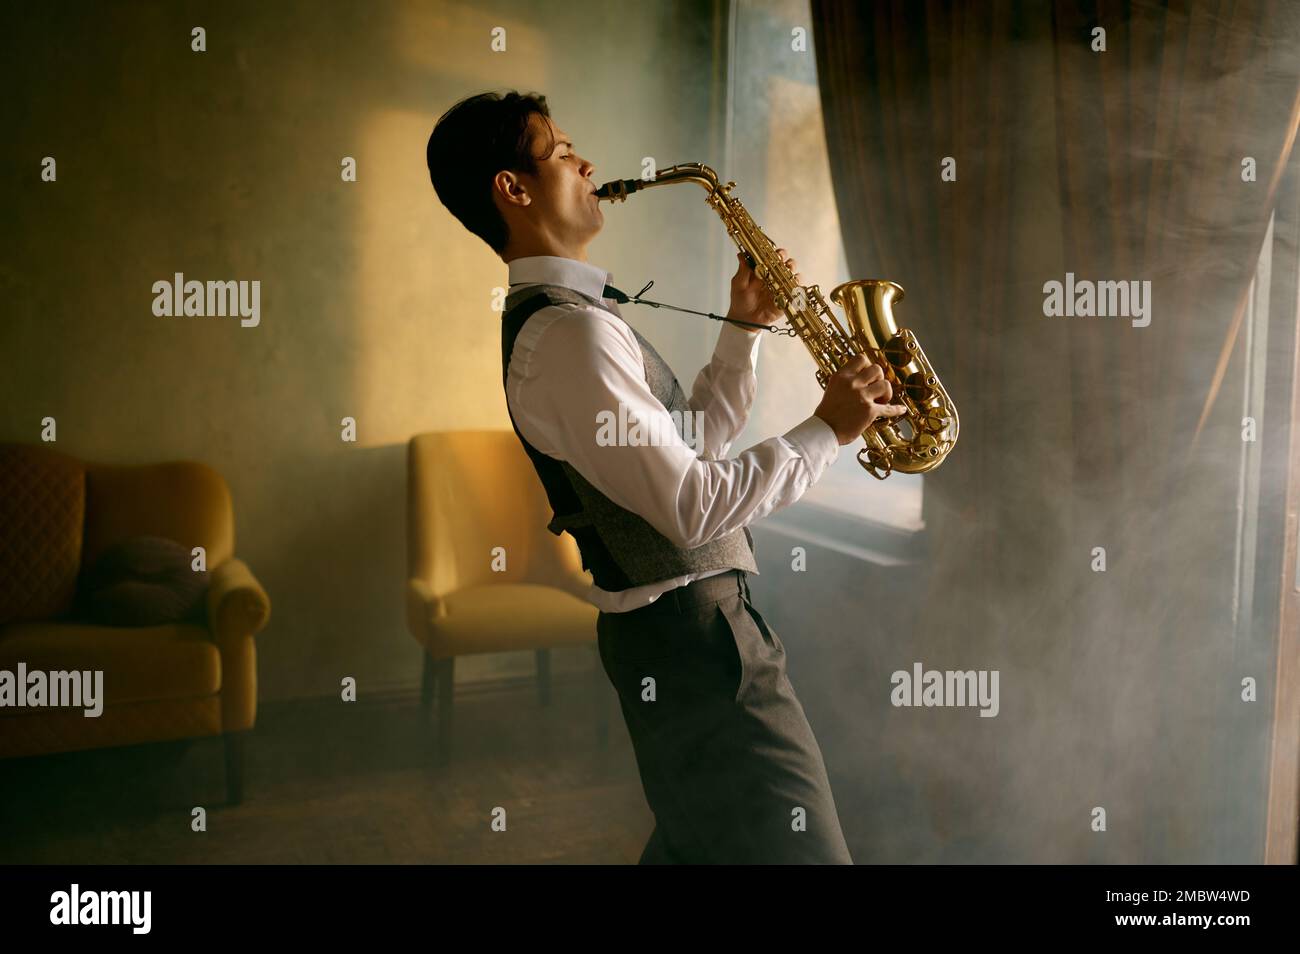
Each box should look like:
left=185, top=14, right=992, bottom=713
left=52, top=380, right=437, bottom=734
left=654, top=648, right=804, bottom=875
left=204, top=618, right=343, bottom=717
left=597, top=569, right=853, bottom=864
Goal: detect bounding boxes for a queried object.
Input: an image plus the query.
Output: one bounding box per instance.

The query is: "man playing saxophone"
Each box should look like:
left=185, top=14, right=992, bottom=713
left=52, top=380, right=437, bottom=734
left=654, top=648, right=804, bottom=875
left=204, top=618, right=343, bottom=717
left=426, top=90, right=906, bottom=864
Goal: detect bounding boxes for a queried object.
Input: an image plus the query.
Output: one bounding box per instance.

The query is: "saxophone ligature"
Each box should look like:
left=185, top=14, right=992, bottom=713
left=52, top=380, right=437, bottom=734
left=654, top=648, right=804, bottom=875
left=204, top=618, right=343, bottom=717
left=595, top=162, right=958, bottom=480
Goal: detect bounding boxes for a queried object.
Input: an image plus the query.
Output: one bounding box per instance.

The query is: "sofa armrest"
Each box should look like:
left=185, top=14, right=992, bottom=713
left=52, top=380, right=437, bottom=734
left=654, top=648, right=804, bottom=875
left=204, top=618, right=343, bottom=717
left=406, top=577, right=447, bottom=644
left=208, top=558, right=271, bottom=643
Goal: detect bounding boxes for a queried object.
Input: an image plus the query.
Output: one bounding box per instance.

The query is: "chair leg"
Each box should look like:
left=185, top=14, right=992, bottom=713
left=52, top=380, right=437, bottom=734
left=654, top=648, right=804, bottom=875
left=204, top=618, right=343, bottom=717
left=594, top=646, right=610, bottom=749
left=536, top=648, right=552, bottom=706
left=223, top=730, right=246, bottom=806
left=420, top=652, right=436, bottom=714
left=435, top=657, right=455, bottom=767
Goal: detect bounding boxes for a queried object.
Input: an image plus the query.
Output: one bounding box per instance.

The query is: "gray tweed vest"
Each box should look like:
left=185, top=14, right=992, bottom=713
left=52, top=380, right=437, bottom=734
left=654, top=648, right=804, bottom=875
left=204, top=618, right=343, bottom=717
left=501, top=283, right=757, bottom=591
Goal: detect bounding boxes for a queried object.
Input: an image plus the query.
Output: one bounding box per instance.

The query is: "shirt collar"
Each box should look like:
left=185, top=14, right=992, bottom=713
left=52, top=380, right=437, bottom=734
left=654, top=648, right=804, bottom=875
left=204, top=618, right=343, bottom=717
left=507, top=255, right=612, bottom=302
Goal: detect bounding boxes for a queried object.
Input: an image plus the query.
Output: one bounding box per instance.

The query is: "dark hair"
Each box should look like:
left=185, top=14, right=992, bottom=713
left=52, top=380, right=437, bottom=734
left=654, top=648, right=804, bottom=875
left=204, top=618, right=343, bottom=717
left=426, top=90, right=555, bottom=255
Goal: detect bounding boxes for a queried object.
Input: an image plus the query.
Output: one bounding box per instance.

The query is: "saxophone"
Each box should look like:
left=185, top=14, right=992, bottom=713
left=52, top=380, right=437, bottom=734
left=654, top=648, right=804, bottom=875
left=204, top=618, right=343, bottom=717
left=595, top=162, right=959, bottom=480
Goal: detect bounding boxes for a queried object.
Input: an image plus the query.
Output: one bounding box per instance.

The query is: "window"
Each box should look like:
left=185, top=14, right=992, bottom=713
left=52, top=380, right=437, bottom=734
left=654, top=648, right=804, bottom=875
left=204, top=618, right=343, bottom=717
left=723, top=0, right=925, bottom=561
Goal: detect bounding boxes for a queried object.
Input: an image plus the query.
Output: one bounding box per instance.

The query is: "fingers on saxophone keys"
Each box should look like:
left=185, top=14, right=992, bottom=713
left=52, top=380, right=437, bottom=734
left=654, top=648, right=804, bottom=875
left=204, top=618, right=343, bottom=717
left=838, top=354, right=869, bottom=374
left=865, top=378, right=891, bottom=402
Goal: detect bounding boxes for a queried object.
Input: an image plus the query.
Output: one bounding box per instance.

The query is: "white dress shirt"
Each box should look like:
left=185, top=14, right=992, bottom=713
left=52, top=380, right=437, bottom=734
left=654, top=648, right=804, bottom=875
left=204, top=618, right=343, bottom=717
left=504, top=254, right=840, bottom=613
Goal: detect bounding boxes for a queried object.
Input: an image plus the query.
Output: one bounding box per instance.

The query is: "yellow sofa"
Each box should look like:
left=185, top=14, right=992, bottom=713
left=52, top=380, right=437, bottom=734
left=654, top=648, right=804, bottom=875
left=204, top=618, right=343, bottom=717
left=0, top=442, right=270, bottom=804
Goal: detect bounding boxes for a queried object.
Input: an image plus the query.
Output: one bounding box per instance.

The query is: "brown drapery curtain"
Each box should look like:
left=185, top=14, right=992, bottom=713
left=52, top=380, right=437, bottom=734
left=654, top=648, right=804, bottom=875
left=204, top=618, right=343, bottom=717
left=811, top=0, right=1299, bottom=859
left=1048, top=0, right=1299, bottom=858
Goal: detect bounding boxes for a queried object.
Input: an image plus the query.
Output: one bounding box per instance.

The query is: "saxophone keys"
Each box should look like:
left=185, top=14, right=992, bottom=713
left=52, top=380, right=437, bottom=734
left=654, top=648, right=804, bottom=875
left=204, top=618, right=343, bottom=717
left=902, top=370, right=937, bottom=404
left=912, top=432, right=943, bottom=457
left=918, top=408, right=953, bottom=434
left=857, top=446, right=893, bottom=480
left=883, top=334, right=917, bottom=368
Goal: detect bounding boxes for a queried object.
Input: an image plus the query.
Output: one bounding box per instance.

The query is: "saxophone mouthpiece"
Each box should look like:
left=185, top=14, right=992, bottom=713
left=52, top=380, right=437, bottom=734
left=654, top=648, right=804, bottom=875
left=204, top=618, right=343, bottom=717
left=595, top=178, right=642, bottom=202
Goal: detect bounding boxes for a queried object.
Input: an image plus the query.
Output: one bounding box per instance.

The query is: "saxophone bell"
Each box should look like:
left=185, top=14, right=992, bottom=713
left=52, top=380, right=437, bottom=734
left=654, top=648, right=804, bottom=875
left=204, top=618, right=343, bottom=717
left=831, top=279, right=958, bottom=477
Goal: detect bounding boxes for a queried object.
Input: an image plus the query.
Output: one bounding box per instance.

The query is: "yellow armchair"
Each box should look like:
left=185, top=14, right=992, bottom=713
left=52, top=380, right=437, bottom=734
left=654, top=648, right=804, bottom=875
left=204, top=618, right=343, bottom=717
left=406, top=430, right=603, bottom=764
left=0, top=442, right=270, bottom=804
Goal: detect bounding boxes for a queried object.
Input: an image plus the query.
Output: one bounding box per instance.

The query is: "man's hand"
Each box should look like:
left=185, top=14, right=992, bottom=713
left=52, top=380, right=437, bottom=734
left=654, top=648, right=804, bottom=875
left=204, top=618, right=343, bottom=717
left=814, top=354, right=908, bottom=444
left=727, top=248, right=799, bottom=334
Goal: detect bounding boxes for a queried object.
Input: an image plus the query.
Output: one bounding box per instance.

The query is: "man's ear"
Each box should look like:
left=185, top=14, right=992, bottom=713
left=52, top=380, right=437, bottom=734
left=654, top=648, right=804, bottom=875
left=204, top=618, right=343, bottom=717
left=493, top=169, right=530, bottom=208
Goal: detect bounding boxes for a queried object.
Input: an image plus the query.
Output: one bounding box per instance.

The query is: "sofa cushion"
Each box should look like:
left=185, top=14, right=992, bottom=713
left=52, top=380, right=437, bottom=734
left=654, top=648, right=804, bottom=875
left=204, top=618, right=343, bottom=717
left=0, top=443, right=86, bottom=625
left=0, top=619, right=221, bottom=706
left=75, top=535, right=210, bottom=627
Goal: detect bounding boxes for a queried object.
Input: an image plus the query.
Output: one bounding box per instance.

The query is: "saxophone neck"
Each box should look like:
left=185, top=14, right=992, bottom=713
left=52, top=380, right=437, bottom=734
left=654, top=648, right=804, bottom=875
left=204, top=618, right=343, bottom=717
left=595, top=162, right=723, bottom=201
